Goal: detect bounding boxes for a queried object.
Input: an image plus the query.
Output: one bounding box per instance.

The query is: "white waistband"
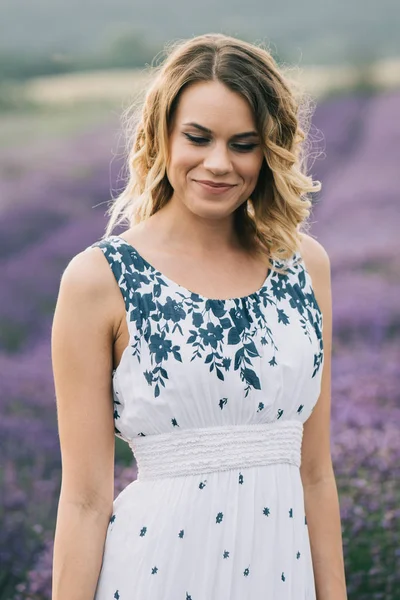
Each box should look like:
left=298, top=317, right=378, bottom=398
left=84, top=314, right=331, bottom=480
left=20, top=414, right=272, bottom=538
left=129, top=420, right=303, bottom=481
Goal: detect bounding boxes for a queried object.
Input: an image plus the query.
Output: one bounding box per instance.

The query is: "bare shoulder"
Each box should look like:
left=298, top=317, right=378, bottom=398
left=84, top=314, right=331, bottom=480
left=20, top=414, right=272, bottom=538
left=298, top=232, right=332, bottom=320
left=298, top=232, right=331, bottom=287
left=58, top=245, right=123, bottom=338
left=298, top=232, right=330, bottom=271
left=61, top=245, right=112, bottom=293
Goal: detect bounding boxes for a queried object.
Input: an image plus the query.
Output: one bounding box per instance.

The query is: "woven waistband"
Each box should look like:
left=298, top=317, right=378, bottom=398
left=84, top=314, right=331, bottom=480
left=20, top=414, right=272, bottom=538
left=129, top=420, right=303, bottom=481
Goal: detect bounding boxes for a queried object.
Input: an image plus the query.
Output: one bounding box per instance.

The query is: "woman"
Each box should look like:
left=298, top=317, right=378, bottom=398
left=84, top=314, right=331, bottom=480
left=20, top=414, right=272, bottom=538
left=51, top=33, right=347, bottom=599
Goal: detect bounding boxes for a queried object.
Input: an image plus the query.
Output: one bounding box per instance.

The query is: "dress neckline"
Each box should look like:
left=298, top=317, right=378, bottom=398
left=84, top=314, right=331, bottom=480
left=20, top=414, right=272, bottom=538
left=110, top=234, right=276, bottom=303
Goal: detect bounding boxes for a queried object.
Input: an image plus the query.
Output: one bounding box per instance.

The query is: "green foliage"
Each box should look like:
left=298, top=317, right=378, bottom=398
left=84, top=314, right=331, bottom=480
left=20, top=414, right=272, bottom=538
left=0, top=52, right=73, bottom=81
left=0, top=31, right=158, bottom=83
left=101, top=31, right=157, bottom=68
left=115, top=436, right=134, bottom=466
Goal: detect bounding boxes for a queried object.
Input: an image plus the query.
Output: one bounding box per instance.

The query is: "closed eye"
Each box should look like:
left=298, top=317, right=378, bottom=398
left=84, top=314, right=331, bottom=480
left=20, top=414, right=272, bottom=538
left=184, top=133, right=259, bottom=153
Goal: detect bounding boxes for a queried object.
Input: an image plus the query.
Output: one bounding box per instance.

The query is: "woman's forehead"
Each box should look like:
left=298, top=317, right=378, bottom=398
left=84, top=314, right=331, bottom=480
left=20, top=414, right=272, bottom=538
left=173, top=81, right=257, bottom=129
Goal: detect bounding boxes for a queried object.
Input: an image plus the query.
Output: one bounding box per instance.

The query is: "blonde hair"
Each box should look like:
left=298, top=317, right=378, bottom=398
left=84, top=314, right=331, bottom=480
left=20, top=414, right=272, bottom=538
left=103, top=33, right=322, bottom=274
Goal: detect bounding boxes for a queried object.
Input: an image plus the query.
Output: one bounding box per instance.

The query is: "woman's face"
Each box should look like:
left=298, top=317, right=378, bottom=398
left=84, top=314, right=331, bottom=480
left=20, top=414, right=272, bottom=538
left=166, top=80, right=265, bottom=219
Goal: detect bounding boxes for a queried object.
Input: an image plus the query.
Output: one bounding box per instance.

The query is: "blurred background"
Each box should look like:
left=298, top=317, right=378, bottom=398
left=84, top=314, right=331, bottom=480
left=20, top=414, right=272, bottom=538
left=0, top=2, right=399, bottom=599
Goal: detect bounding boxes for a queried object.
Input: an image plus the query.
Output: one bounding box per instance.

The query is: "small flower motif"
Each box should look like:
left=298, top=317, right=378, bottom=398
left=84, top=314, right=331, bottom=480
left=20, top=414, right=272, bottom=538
left=216, top=512, right=224, bottom=524
left=151, top=566, right=158, bottom=574
left=171, top=417, right=180, bottom=427
left=143, top=370, right=154, bottom=385
left=149, top=332, right=173, bottom=363
left=257, top=402, right=264, bottom=412
left=223, top=550, right=230, bottom=559
left=277, top=408, right=284, bottom=419
left=244, top=566, right=250, bottom=577
left=296, top=551, right=301, bottom=559
left=271, top=279, right=286, bottom=301
left=139, top=526, right=147, bottom=537
left=281, top=572, right=286, bottom=582
left=238, top=472, right=244, bottom=485
left=199, top=321, right=224, bottom=349
left=289, top=508, right=293, bottom=518
left=178, top=529, right=184, bottom=538
left=263, top=507, right=270, bottom=516
left=109, top=514, right=116, bottom=524
left=199, top=480, right=207, bottom=489
left=114, top=591, right=120, bottom=599
left=161, top=296, right=187, bottom=323
left=297, top=404, right=304, bottom=414
left=222, top=357, right=231, bottom=369
left=219, top=397, right=228, bottom=410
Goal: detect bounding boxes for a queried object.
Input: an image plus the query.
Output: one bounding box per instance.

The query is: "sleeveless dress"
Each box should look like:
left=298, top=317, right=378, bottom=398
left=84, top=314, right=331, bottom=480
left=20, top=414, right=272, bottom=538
left=87, top=234, right=324, bottom=600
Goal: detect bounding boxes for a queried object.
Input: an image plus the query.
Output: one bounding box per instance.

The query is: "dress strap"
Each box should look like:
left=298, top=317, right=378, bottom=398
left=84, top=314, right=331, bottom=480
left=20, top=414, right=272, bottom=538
left=88, top=236, right=136, bottom=314
left=292, top=249, right=322, bottom=317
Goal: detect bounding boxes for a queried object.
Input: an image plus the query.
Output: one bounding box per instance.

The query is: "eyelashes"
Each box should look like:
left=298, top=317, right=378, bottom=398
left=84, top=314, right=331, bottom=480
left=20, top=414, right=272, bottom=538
left=183, top=133, right=259, bottom=153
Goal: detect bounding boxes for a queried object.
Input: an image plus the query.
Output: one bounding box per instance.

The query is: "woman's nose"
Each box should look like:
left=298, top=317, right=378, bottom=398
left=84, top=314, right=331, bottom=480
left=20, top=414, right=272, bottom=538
left=203, top=143, right=233, bottom=174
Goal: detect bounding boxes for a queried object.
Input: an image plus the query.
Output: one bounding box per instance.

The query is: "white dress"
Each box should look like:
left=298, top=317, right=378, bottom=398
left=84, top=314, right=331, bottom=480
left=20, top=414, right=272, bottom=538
left=88, top=234, right=324, bottom=600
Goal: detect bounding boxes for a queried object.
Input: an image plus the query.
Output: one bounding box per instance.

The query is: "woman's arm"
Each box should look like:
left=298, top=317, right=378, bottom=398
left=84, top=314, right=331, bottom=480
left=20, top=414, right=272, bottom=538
left=300, top=234, right=348, bottom=599
left=52, top=502, right=111, bottom=600
left=303, top=476, right=348, bottom=600
left=51, top=247, right=121, bottom=600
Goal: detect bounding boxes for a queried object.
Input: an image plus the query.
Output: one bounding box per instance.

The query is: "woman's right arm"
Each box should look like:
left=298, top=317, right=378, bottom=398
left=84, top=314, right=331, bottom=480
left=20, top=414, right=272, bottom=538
left=51, top=247, right=120, bottom=600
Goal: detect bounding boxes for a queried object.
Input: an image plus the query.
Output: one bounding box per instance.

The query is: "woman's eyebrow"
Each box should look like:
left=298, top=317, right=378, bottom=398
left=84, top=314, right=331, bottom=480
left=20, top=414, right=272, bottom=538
left=183, top=122, right=259, bottom=139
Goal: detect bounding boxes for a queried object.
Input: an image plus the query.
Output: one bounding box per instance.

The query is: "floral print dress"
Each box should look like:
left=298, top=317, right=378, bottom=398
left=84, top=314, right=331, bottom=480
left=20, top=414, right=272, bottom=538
left=88, top=234, right=324, bottom=600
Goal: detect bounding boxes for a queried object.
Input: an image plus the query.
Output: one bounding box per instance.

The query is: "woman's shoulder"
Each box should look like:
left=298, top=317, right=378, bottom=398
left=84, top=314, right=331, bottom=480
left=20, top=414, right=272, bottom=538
left=298, top=232, right=331, bottom=321
left=62, top=242, right=114, bottom=294
left=298, top=232, right=330, bottom=276
left=58, top=241, right=123, bottom=327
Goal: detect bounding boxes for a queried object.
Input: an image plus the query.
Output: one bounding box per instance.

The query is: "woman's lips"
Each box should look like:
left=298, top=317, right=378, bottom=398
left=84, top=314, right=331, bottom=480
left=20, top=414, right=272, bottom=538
left=194, top=180, right=236, bottom=194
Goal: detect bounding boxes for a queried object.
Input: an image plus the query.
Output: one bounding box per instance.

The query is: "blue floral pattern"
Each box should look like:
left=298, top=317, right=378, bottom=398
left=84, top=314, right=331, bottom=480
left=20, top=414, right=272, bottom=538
left=91, top=235, right=323, bottom=402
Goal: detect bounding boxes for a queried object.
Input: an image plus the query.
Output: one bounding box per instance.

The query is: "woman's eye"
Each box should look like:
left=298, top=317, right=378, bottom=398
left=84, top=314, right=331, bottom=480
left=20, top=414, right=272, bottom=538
left=232, top=143, right=259, bottom=152
left=184, top=134, right=209, bottom=145
left=184, top=134, right=258, bottom=152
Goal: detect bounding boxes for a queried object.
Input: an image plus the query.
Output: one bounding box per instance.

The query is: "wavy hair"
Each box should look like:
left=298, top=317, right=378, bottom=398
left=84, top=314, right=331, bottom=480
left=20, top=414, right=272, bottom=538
left=103, top=33, right=322, bottom=274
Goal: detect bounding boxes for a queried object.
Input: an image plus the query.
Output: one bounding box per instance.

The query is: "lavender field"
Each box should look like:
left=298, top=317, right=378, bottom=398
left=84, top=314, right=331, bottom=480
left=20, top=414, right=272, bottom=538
left=1, top=88, right=399, bottom=599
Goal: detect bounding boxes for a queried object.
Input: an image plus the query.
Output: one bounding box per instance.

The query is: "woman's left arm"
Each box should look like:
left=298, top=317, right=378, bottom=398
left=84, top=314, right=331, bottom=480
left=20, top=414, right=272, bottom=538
left=299, top=233, right=348, bottom=600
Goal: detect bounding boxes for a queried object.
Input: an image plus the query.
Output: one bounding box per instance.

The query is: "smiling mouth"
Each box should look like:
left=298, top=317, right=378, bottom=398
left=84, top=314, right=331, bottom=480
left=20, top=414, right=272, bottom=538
left=194, top=180, right=236, bottom=188
left=194, top=180, right=237, bottom=194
